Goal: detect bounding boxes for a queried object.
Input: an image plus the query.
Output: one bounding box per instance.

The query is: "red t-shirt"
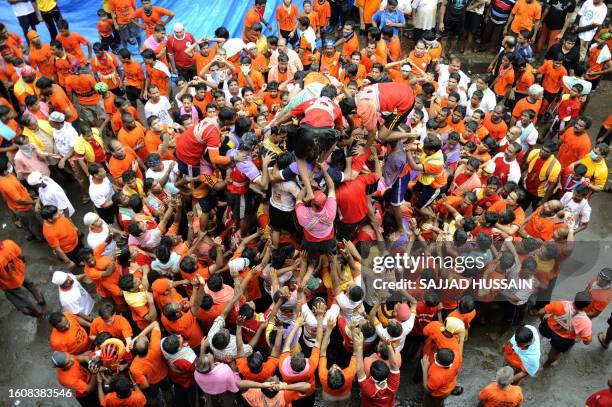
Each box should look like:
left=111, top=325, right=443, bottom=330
left=376, top=82, right=415, bottom=115
left=290, top=97, right=343, bottom=129
left=359, top=371, right=400, bottom=407
left=336, top=172, right=379, bottom=224
left=167, top=33, right=196, bottom=69
left=174, top=121, right=221, bottom=166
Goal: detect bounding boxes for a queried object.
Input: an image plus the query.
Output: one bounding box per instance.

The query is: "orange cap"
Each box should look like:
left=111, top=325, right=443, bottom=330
left=26, top=30, right=38, bottom=41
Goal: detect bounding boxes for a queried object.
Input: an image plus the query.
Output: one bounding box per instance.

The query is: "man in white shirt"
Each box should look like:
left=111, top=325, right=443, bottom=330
left=5, top=3, right=39, bottom=39
left=437, top=57, right=470, bottom=91
left=560, top=186, right=591, bottom=233
left=27, top=171, right=75, bottom=217
left=144, top=84, right=174, bottom=125
left=88, top=162, right=117, bottom=225
left=517, top=109, right=538, bottom=152
left=468, top=76, right=497, bottom=113
left=576, top=0, right=608, bottom=60
left=48, top=111, right=78, bottom=165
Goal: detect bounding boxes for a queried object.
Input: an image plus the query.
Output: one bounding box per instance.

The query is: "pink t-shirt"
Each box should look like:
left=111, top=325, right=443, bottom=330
left=14, top=149, right=51, bottom=178
left=295, top=197, right=337, bottom=241
left=194, top=363, right=240, bottom=395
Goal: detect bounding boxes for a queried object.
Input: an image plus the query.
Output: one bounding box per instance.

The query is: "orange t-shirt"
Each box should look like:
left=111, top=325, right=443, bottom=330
left=131, top=6, right=172, bottom=37
left=279, top=348, right=320, bottom=395
left=161, top=311, right=204, bottom=349
left=493, top=67, right=515, bottom=97
left=98, top=19, right=114, bottom=38
left=0, top=174, right=32, bottom=212
left=374, top=39, right=388, bottom=65
left=301, top=11, right=319, bottom=32
left=363, top=0, right=382, bottom=24
left=482, top=113, right=508, bottom=141
left=387, top=36, right=402, bottom=62
left=101, top=389, right=147, bottom=407
left=538, top=60, right=567, bottom=94
left=319, top=356, right=356, bottom=397
left=243, top=8, right=262, bottom=42
left=110, top=0, right=136, bottom=25
left=514, top=65, right=535, bottom=93
left=276, top=4, right=299, bottom=32
left=91, top=52, right=120, bottom=90
left=118, top=122, right=147, bottom=161
left=448, top=309, right=476, bottom=331
left=314, top=0, right=331, bottom=27
left=422, top=321, right=461, bottom=361
left=194, top=52, right=215, bottom=76
left=112, top=106, right=140, bottom=132
left=510, top=0, right=541, bottom=33
left=320, top=51, right=341, bottom=77
left=54, top=55, right=76, bottom=88
left=342, top=34, right=359, bottom=57
left=108, top=146, right=142, bottom=181
left=523, top=206, right=562, bottom=241
left=43, top=216, right=79, bottom=253
left=409, top=51, right=431, bottom=77
left=558, top=127, right=591, bottom=168
left=50, top=312, right=91, bottom=355
left=145, top=63, right=170, bottom=96
left=56, top=356, right=91, bottom=397
left=479, top=383, right=524, bottom=407
left=49, top=85, right=79, bottom=122
left=103, top=92, right=117, bottom=115
left=123, top=59, right=145, bottom=88
left=0, top=240, right=25, bottom=290
left=426, top=354, right=463, bottom=397
left=237, top=356, right=279, bottom=382
left=89, top=314, right=134, bottom=340
left=503, top=342, right=525, bottom=372
left=56, top=33, right=89, bottom=65
left=129, top=328, right=169, bottom=386
left=65, top=74, right=102, bottom=106
left=512, top=96, right=541, bottom=121
left=28, top=44, right=56, bottom=78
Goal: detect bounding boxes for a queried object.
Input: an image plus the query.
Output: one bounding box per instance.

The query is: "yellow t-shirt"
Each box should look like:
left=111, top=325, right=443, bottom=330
left=581, top=155, right=608, bottom=189
left=37, top=0, right=58, bottom=13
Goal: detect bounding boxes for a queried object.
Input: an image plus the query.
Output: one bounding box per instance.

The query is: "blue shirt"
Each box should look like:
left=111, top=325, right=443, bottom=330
left=372, top=9, right=406, bottom=36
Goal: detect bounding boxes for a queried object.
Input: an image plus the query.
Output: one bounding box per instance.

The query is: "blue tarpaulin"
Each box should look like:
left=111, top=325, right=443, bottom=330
left=0, top=0, right=287, bottom=45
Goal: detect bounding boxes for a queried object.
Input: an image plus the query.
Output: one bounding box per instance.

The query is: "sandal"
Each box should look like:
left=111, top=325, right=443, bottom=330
left=451, top=386, right=464, bottom=396
left=598, top=332, right=609, bottom=349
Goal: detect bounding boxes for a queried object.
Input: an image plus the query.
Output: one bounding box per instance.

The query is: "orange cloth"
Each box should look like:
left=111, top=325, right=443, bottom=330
left=558, top=127, right=591, bottom=168
left=426, top=353, right=463, bottom=397
left=493, top=67, right=515, bottom=97
left=131, top=6, right=173, bottom=37
left=482, top=113, right=508, bottom=141
left=101, top=389, right=147, bottom=407
left=49, top=312, right=91, bottom=354
left=90, top=314, right=134, bottom=340
left=56, top=33, right=89, bottom=66
left=524, top=206, right=562, bottom=241
left=49, top=85, right=79, bottom=122
left=91, top=52, right=120, bottom=90
left=118, top=122, right=147, bottom=161
left=0, top=174, right=33, bottom=212
left=320, top=51, right=341, bottom=77
left=276, top=4, right=299, bottom=32
left=319, top=356, right=356, bottom=398
left=43, top=216, right=79, bottom=253
left=237, top=356, right=279, bottom=382
left=129, top=327, right=169, bottom=386
left=56, top=355, right=92, bottom=397
left=538, top=60, right=567, bottom=94
left=314, top=0, right=331, bottom=28
left=110, top=0, right=136, bottom=25
left=123, top=59, right=145, bottom=88
left=514, top=65, right=535, bottom=93
left=161, top=310, right=204, bottom=349
left=510, top=0, right=541, bottom=33
left=28, top=44, right=56, bottom=78
left=512, top=96, right=541, bottom=121
left=0, top=240, right=25, bottom=290
left=65, top=74, right=102, bottom=106
left=108, top=146, right=142, bottom=181
left=363, top=0, right=382, bottom=24
left=145, top=63, right=170, bottom=96
left=479, top=383, right=524, bottom=407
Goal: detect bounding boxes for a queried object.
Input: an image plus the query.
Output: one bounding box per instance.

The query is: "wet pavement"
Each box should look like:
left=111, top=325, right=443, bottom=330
left=0, top=80, right=610, bottom=407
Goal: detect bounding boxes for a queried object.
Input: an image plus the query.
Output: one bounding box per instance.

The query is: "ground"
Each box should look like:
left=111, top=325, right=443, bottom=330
left=0, top=78, right=610, bottom=407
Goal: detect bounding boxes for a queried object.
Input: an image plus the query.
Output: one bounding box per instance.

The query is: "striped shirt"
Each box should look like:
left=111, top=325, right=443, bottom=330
left=490, top=0, right=517, bottom=24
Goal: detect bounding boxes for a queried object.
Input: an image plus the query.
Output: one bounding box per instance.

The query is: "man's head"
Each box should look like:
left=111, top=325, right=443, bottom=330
left=40, top=205, right=60, bottom=222
left=49, top=311, right=70, bottom=331
left=435, top=348, right=455, bottom=367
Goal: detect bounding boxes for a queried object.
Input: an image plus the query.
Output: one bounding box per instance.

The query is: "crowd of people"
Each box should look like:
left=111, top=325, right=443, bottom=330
left=0, top=0, right=611, bottom=405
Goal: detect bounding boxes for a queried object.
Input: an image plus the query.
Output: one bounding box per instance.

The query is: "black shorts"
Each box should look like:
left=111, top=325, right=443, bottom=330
left=301, top=238, right=337, bottom=258
left=226, top=190, right=257, bottom=223
left=465, top=11, right=483, bottom=34
left=442, top=18, right=465, bottom=37
left=268, top=204, right=297, bottom=232
left=383, top=109, right=411, bottom=132
left=539, top=320, right=576, bottom=353
left=125, top=86, right=141, bottom=104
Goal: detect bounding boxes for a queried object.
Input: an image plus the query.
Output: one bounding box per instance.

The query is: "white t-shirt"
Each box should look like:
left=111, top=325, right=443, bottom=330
left=436, top=86, right=468, bottom=106
left=375, top=314, right=415, bottom=352
left=468, top=84, right=497, bottom=113
left=437, top=65, right=470, bottom=92
left=10, top=1, right=35, bottom=16
left=208, top=316, right=253, bottom=359
left=145, top=160, right=179, bottom=184
left=412, top=0, right=440, bottom=29
left=560, top=192, right=591, bottom=228
left=145, top=97, right=173, bottom=125
left=53, top=123, right=78, bottom=157
left=335, top=292, right=364, bottom=322
left=517, top=121, right=538, bottom=151
left=39, top=177, right=75, bottom=217
left=89, top=176, right=114, bottom=209
left=487, top=153, right=522, bottom=183
left=578, top=0, right=608, bottom=42
left=270, top=180, right=300, bottom=212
